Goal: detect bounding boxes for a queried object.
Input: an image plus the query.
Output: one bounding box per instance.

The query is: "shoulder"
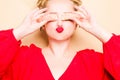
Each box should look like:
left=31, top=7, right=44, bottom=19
left=77, top=49, right=102, bottom=56
left=76, top=49, right=103, bottom=63
left=14, top=44, right=42, bottom=61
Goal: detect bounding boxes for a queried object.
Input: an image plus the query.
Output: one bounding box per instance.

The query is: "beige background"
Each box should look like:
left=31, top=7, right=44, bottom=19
left=0, top=0, right=120, bottom=52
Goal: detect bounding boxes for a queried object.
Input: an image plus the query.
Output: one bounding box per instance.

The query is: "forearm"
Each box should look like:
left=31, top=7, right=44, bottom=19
left=87, top=25, right=113, bottom=43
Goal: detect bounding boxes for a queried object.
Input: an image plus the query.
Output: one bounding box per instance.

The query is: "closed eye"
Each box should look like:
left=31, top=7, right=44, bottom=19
left=48, top=20, right=57, bottom=22
left=63, top=19, right=74, bottom=22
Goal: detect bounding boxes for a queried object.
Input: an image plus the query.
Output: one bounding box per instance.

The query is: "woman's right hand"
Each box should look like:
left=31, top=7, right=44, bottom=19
left=13, top=8, right=48, bottom=40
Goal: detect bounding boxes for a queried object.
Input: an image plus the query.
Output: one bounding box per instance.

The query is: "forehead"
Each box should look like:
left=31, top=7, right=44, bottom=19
left=46, top=0, right=74, bottom=13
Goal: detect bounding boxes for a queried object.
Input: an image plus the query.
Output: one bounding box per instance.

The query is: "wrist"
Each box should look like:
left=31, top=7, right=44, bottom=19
left=13, top=25, right=28, bottom=40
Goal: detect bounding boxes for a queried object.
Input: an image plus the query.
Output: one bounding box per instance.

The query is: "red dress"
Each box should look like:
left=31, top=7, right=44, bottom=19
left=0, top=29, right=120, bottom=80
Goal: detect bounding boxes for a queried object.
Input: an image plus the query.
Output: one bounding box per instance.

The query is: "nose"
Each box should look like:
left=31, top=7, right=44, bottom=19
left=57, top=15, right=63, bottom=27
left=57, top=20, right=62, bottom=27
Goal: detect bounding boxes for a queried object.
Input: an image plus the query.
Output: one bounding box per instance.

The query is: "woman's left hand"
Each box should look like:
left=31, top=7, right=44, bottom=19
left=67, top=5, right=112, bottom=43
left=72, top=5, right=98, bottom=33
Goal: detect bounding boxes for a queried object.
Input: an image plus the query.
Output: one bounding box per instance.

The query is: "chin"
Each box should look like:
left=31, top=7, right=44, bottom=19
left=49, top=35, right=72, bottom=41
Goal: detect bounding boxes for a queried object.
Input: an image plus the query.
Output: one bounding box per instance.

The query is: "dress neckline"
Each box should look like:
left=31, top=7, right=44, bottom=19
left=39, top=48, right=79, bottom=80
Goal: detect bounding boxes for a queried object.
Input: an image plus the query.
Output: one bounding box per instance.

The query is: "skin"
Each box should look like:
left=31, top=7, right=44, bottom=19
left=13, top=0, right=112, bottom=79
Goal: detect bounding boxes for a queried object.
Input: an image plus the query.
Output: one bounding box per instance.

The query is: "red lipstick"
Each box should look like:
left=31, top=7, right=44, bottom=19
left=56, top=26, right=64, bottom=33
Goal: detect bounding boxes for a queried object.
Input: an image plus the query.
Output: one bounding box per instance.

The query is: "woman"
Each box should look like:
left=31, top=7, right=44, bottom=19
left=0, top=0, right=120, bottom=80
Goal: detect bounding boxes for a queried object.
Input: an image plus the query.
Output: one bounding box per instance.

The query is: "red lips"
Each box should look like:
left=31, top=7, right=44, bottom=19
left=56, top=26, right=64, bottom=33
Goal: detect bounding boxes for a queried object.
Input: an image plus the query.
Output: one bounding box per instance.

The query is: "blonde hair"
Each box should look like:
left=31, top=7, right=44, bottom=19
left=37, top=0, right=82, bottom=8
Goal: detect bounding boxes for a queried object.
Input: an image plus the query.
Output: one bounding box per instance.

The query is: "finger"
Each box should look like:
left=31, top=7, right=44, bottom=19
left=81, top=6, right=93, bottom=20
left=46, top=13, right=57, bottom=21
left=26, top=8, right=47, bottom=19
left=33, top=8, right=47, bottom=18
left=74, top=5, right=88, bottom=17
left=63, top=12, right=85, bottom=21
left=42, top=13, right=58, bottom=22
left=35, top=13, right=47, bottom=22
left=62, top=13, right=83, bottom=25
left=80, top=6, right=89, bottom=16
left=72, top=12, right=86, bottom=19
left=62, top=12, right=74, bottom=20
left=71, top=18, right=83, bottom=27
left=35, top=13, right=57, bottom=23
left=38, top=20, right=48, bottom=28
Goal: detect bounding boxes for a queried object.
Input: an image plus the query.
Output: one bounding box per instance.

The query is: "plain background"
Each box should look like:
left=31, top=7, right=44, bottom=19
left=0, top=0, right=120, bottom=52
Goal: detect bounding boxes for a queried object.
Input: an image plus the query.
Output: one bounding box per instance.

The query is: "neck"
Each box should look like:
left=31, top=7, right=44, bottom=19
left=47, top=38, right=71, bottom=57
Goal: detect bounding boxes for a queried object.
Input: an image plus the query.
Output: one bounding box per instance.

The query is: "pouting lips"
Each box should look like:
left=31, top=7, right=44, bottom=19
left=56, top=27, right=64, bottom=33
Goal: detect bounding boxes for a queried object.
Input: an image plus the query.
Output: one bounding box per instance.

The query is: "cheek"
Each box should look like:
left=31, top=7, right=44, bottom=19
left=63, top=21, right=76, bottom=37
left=64, top=21, right=76, bottom=30
left=44, top=22, right=56, bottom=31
left=45, top=21, right=56, bottom=27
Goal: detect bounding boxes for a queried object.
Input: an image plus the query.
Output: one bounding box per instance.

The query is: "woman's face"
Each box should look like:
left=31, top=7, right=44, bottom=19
left=44, top=0, right=76, bottom=41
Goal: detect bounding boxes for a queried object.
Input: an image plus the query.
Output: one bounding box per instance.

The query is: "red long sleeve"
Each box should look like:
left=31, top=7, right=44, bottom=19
left=103, top=34, right=120, bottom=79
left=0, top=29, right=21, bottom=76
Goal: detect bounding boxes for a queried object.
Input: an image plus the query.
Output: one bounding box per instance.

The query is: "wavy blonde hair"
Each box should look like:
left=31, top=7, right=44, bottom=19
left=37, top=0, right=82, bottom=8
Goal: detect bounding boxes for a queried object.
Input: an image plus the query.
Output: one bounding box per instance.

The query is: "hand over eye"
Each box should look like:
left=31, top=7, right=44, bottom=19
left=14, top=8, right=50, bottom=40
left=66, top=6, right=99, bottom=33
